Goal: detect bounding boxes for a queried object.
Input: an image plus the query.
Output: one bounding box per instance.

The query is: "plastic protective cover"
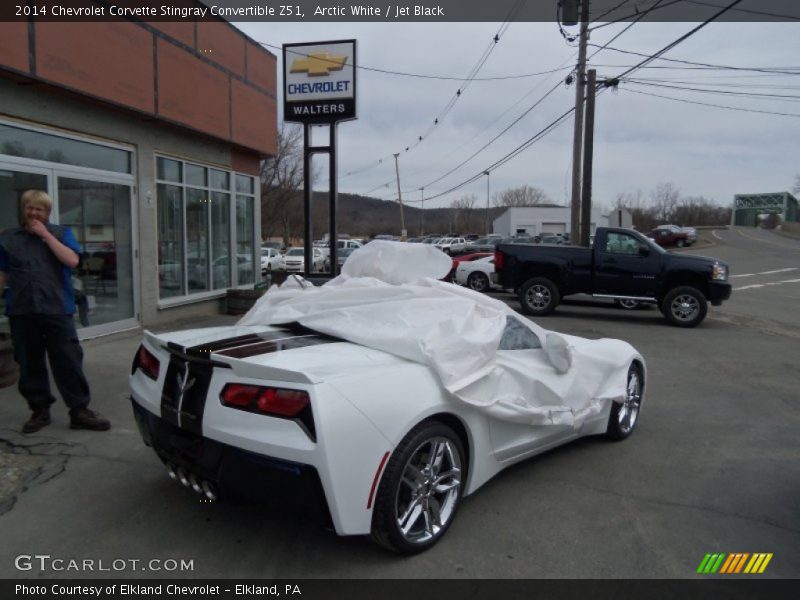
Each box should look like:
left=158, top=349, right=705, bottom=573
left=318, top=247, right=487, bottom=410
left=239, top=241, right=642, bottom=427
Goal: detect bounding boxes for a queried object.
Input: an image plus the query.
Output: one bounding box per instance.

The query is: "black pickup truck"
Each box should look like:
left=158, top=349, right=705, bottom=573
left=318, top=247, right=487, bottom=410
left=493, top=227, right=731, bottom=327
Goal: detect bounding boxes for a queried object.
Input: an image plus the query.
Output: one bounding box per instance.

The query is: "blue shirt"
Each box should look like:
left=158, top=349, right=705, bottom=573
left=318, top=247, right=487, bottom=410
left=0, top=224, right=81, bottom=316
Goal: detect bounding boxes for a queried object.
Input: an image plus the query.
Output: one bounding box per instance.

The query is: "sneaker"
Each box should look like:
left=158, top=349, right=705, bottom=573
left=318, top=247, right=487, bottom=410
left=22, top=409, right=51, bottom=434
left=70, top=407, right=111, bottom=431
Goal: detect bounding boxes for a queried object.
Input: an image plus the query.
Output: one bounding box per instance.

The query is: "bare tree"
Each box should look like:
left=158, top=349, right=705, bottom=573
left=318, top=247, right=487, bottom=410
left=449, top=194, right=478, bottom=233
left=493, top=185, right=552, bottom=208
left=650, top=182, right=680, bottom=223
left=260, top=125, right=305, bottom=245
left=793, top=174, right=800, bottom=195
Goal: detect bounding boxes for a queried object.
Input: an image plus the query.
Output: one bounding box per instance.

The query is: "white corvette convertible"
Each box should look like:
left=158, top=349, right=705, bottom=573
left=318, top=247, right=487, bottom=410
left=130, top=242, right=645, bottom=554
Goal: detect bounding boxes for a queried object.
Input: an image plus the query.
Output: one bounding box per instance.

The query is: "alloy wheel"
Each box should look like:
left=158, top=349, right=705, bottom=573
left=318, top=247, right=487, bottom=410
left=526, top=285, right=551, bottom=310
left=394, top=437, right=462, bottom=545
left=670, top=294, right=699, bottom=322
left=617, top=369, right=641, bottom=434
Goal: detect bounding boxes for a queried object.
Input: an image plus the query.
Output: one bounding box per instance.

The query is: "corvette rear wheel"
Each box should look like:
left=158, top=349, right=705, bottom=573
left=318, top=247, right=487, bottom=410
left=371, top=422, right=464, bottom=554
left=606, top=362, right=643, bottom=440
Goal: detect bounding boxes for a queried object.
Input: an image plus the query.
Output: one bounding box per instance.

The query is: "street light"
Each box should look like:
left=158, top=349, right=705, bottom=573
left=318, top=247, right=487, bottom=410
left=483, top=171, right=490, bottom=235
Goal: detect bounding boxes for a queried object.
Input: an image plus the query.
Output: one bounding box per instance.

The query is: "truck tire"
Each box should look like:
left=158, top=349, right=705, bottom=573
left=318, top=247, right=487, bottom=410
left=519, top=277, right=560, bottom=316
left=662, top=286, right=707, bottom=327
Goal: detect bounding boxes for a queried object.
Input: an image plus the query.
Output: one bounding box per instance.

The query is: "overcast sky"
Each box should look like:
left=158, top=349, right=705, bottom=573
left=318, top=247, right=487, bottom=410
left=235, top=18, right=800, bottom=212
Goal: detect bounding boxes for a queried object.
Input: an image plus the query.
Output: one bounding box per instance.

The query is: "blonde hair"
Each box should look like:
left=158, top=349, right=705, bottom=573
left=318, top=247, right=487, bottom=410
left=21, top=189, right=53, bottom=212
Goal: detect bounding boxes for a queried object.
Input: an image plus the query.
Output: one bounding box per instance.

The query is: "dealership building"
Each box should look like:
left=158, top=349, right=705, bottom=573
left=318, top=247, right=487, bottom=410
left=0, top=16, right=276, bottom=338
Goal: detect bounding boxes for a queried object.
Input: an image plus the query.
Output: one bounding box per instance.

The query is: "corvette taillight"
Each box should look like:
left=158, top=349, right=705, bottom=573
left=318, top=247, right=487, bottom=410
left=133, top=345, right=160, bottom=380
left=221, top=384, right=310, bottom=417
left=221, top=384, right=315, bottom=440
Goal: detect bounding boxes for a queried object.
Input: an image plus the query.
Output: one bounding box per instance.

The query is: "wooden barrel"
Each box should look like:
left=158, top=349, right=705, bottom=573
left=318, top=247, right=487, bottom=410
left=0, top=333, right=19, bottom=388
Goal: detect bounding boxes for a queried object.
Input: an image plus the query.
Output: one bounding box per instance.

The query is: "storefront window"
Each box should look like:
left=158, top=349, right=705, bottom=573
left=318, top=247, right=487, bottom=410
left=156, top=157, right=256, bottom=301
left=211, top=192, right=230, bottom=290
left=0, top=123, right=131, bottom=173
left=157, top=184, right=183, bottom=299
left=236, top=195, right=255, bottom=285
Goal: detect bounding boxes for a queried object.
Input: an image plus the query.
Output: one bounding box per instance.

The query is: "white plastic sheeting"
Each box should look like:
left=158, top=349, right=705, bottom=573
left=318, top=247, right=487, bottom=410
left=239, top=241, right=642, bottom=427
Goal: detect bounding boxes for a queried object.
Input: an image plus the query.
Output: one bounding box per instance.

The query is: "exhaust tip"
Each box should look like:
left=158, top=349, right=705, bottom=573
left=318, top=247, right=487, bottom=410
left=177, top=468, right=191, bottom=488
left=201, top=480, right=218, bottom=501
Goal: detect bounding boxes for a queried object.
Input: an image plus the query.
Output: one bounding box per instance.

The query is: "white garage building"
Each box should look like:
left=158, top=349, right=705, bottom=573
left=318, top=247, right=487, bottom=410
left=492, top=206, right=609, bottom=237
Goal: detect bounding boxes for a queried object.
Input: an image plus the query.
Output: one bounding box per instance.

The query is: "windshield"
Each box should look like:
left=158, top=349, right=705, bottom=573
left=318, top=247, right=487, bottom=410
left=287, top=248, right=304, bottom=256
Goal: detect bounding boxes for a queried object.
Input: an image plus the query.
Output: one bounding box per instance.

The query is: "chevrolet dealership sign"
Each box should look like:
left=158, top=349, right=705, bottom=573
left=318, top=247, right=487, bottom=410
left=284, top=40, right=357, bottom=123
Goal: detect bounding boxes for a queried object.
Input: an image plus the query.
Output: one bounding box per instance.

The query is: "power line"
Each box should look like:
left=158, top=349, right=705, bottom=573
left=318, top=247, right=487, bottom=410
left=267, top=40, right=570, bottom=81
left=588, top=0, right=670, bottom=60
left=682, top=0, right=800, bottom=21
left=604, top=0, right=745, bottom=83
left=590, top=0, right=686, bottom=30
left=591, top=45, right=800, bottom=76
left=590, top=0, right=635, bottom=24
left=370, top=52, right=580, bottom=195
left=621, top=86, right=800, bottom=117
left=418, top=106, right=577, bottom=203
left=622, top=78, right=800, bottom=101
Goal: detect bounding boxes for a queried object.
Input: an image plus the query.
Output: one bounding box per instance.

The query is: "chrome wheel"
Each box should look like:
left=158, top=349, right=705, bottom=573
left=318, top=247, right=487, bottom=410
left=617, top=369, right=641, bottom=434
left=617, top=299, right=640, bottom=310
left=670, top=294, right=699, bottom=322
left=526, top=285, right=552, bottom=310
left=467, top=272, right=489, bottom=292
left=394, top=436, right=462, bottom=546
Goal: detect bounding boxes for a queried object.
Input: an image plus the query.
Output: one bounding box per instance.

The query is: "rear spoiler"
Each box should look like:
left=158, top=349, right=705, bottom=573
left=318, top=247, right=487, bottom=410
left=143, top=330, right=315, bottom=384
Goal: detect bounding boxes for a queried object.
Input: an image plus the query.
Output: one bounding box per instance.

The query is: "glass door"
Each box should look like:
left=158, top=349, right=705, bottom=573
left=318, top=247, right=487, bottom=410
left=56, top=175, right=137, bottom=336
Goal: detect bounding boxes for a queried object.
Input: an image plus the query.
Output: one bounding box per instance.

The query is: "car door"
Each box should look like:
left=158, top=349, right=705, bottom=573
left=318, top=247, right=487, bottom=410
left=594, top=231, right=660, bottom=297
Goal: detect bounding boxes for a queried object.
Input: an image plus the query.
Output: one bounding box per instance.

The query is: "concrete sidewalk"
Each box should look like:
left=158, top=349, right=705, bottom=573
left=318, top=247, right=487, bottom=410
left=0, top=314, right=238, bottom=515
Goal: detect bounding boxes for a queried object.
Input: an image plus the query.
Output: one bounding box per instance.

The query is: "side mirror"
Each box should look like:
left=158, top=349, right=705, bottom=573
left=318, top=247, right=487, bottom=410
left=638, top=245, right=650, bottom=257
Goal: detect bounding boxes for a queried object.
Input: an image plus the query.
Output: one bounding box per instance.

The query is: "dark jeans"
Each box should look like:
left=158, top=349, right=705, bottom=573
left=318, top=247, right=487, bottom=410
left=9, top=314, right=91, bottom=412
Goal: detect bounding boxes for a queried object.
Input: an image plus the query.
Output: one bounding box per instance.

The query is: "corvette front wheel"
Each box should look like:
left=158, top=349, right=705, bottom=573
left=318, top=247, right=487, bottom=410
left=371, top=422, right=464, bottom=554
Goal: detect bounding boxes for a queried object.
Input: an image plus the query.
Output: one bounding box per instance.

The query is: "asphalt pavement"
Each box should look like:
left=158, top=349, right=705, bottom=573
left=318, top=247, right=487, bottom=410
left=0, top=227, right=797, bottom=579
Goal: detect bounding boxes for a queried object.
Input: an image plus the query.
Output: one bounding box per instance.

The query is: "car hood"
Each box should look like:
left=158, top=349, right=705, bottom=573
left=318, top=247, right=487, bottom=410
left=668, top=253, right=723, bottom=267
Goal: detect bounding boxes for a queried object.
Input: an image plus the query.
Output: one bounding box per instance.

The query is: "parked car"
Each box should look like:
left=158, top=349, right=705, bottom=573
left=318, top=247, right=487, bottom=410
left=465, top=237, right=500, bottom=253
left=654, top=224, right=697, bottom=245
left=494, top=227, right=731, bottom=327
left=260, top=248, right=286, bottom=274
left=454, top=256, right=501, bottom=293
left=130, top=287, right=645, bottom=554
left=647, top=227, right=692, bottom=248
left=443, top=252, right=492, bottom=282
left=434, top=237, right=467, bottom=255
left=284, top=247, right=326, bottom=273
left=323, top=247, right=359, bottom=272
left=538, top=234, right=564, bottom=245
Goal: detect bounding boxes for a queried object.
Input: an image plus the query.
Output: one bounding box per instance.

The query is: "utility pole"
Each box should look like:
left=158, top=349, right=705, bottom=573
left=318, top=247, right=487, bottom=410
left=581, top=69, right=597, bottom=247
left=483, top=171, right=490, bottom=235
left=420, top=187, right=425, bottom=236
left=569, top=0, right=590, bottom=245
left=393, top=153, right=406, bottom=238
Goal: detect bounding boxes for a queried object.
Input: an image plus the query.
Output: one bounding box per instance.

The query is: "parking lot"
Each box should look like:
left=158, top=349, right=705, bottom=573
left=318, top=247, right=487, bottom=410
left=0, top=226, right=797, bottom=579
